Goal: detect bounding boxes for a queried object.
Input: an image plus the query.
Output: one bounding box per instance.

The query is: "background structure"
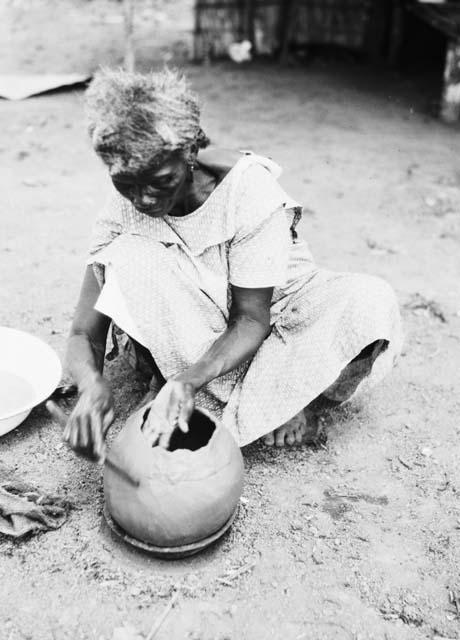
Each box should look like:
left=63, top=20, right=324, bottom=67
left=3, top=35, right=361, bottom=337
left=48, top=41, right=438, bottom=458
left=1, top=1, right=460, bottom=639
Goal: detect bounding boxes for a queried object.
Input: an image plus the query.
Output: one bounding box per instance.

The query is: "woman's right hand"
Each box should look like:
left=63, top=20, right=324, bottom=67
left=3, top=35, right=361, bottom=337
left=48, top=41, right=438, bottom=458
left=48, top=374, right=115, bottom=461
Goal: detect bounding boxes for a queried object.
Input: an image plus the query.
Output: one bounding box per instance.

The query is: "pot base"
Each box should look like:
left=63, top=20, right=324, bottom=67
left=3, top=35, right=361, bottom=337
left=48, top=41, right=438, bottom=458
left=103, top=504, right=238, bottom=559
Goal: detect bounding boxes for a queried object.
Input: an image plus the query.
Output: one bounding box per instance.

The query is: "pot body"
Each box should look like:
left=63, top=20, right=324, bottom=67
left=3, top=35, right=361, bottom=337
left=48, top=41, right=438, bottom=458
left=104, top=407, right=244, bottom=547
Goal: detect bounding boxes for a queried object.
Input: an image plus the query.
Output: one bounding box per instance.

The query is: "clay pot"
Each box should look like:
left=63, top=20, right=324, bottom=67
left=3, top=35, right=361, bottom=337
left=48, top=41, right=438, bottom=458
left=104, top=406, right=244, bottom=548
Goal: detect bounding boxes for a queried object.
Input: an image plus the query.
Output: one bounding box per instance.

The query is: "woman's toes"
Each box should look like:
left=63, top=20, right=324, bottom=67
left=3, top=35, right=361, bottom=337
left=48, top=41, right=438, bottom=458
left=261, top=412, right=310, bottom=447
left=294, top=426, right=304, bottom=444
left=263, top=431, right=275, bottom=446
left=275, top=427, right=287, bottom=447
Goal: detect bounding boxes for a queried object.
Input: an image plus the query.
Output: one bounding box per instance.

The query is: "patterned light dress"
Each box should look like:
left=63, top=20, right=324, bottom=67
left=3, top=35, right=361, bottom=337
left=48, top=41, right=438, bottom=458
left=88, top=153, right=402, bottom=446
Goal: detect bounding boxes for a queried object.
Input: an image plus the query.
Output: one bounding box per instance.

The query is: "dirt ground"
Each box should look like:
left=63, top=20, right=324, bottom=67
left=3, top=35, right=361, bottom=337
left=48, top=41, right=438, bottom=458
left=1, top=1, right=460, bottom=639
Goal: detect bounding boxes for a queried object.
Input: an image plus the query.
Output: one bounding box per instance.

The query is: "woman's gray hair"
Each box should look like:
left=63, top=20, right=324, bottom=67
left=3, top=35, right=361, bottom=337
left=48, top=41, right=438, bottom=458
left=85, top=67, right=209, bottom=175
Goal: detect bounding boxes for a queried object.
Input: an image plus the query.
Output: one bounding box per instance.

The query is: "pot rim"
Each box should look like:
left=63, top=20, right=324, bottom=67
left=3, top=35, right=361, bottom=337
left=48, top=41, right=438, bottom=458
left=107, top=405, right=243, bottom=484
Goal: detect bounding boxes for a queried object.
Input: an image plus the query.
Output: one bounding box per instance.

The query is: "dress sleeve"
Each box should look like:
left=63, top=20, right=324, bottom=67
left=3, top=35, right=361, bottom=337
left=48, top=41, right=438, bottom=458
left=87, top=190, right=124, bottom=259
left=228, top=164, right=294, bottom=288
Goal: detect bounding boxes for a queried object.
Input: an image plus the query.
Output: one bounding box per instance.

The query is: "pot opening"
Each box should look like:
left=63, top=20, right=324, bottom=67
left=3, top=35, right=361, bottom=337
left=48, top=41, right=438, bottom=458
left=141, top=408, right=216, bottom=452
left=169, top=409, right=216, bottom=452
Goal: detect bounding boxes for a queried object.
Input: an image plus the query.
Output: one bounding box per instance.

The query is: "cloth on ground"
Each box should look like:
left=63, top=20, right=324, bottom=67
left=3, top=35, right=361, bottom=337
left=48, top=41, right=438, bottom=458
left=0, top=463, right=72, bottom=538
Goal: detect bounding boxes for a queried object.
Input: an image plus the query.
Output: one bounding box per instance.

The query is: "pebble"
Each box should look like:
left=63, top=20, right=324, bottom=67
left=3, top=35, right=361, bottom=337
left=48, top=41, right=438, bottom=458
left=22, top=177, right=46, bottom=187
left=311, top=551, right=323, bottom=565
left=421, top=447, right=433, bottom=457
left=16, top=150, right=29, bottom=160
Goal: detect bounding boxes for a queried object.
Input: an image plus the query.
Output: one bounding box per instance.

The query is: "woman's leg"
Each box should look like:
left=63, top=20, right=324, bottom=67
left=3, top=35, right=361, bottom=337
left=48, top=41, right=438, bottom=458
left=308, top=339, right=389, bottom=412
left=108, top=326, right=166, bottom=404
left=262, top=340, right=388, bottom=447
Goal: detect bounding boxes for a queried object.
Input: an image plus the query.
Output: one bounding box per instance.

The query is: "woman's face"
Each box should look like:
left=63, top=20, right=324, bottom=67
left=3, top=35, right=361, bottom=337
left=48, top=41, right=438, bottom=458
left=111, top=154, right=189, bottom=217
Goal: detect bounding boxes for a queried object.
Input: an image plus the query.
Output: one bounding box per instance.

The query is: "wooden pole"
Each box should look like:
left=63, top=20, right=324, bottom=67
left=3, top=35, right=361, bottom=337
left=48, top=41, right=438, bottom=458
left=387, top=0, right=404, bottom=67
left=193, top=0, right=202, bottom=62
left=278, top=0, right=297, bottom=64
left=440, top=39, right=460, bottom=123
left=243, top=0, right=256, bottom=55
left=364, top=0, right=393, bottom=61
left=123, top=0, right=135, bottom=72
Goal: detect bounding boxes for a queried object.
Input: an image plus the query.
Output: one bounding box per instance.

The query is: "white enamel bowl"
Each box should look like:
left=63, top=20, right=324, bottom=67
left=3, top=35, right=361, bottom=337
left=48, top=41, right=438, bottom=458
left=0, top=327, right=62, bottom=436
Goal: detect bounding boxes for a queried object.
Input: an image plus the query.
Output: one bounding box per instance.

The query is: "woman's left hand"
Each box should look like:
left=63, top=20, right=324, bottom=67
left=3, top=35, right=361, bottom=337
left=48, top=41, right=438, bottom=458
left=142, top=380, right=195, bottom=449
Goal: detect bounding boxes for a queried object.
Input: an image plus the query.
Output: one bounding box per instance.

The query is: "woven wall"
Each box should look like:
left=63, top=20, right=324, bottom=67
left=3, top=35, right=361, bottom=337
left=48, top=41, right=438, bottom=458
left=194, top=0, right=373, bottom=59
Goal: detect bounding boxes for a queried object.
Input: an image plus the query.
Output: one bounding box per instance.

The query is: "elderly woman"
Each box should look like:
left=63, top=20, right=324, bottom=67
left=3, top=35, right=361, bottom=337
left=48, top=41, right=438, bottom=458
left=61, top=68, right=402, bottom=459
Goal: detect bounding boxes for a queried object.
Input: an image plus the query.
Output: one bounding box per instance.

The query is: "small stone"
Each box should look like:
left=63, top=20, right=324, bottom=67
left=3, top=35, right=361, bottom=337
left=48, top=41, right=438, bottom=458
left=421, top=447, right=433, bottom=457
left=22, top=177, right=46, bottom=187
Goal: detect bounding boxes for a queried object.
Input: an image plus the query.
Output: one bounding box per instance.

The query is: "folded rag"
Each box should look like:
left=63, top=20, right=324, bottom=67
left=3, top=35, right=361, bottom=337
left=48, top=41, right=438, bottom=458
left=0, top=463, right=72, bottom=538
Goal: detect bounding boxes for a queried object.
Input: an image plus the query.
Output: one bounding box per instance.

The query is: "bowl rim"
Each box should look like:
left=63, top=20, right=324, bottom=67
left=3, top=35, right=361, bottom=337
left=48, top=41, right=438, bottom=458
left=103, top=503, right=239, bottom=558
left=0, top=326, right=62, bottom=421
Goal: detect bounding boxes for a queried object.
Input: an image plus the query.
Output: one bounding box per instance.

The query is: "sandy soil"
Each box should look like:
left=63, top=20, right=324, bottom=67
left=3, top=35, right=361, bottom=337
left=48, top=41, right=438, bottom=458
left=1, top=2, right=460, bottom=639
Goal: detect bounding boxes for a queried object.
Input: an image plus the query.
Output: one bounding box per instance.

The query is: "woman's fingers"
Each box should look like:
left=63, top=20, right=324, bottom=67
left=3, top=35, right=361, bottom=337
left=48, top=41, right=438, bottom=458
left=47, top=398, right=112, bottom=460
left=67, top=409, right=90, bottom=454
left=79, top=417, right=90, bottom=449
left=177, top=416, right=189, bottom=434
left=102, top=406, right=115, bottom=435
left=142, top=410, right=163, bottom=447
left=47, top=400, right=77, bottom=446
left=177, top=385, right=194, bottom=433
left=74, top=412, right=89, bottom=451
left=46, top=400, right=76, bottom=445
left=140, top=382, right=196, bottom=449
left=144, top=408, right=174, bottom=448
left=69, top=415, right=81, bottom=450
left=275, top=427, right=287, bottom=447
left=158, top=431, right=171, bottom=449
left=90, top=410, right=104, bottom=459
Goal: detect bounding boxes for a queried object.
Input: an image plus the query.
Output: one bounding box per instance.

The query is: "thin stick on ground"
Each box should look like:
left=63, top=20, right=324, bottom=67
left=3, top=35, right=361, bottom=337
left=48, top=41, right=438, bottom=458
left=146, top=592, right=179, bottom=640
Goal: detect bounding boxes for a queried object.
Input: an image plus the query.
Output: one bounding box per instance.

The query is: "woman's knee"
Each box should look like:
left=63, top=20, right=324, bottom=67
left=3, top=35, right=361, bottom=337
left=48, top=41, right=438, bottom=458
left=345, top=273, right=399, bottom=314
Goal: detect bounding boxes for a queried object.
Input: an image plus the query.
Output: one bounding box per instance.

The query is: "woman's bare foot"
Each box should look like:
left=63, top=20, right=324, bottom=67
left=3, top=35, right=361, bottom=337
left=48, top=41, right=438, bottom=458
left=262, top=408, right=321, bottom=447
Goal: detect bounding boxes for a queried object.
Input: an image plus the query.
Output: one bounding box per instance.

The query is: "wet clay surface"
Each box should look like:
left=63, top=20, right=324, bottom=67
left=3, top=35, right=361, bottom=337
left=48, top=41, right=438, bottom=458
left=0, top=1, right=460, bottom=639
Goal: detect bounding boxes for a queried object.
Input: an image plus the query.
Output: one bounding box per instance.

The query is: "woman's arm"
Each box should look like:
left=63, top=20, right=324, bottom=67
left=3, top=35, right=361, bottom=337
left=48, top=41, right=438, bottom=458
left=174, top=285, right=273, bottom=388
left=142, top=285, right=273, bottom=448
left=66, top=265, right=111, bottom=390
left=48, top=265, right=115, bottom=460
